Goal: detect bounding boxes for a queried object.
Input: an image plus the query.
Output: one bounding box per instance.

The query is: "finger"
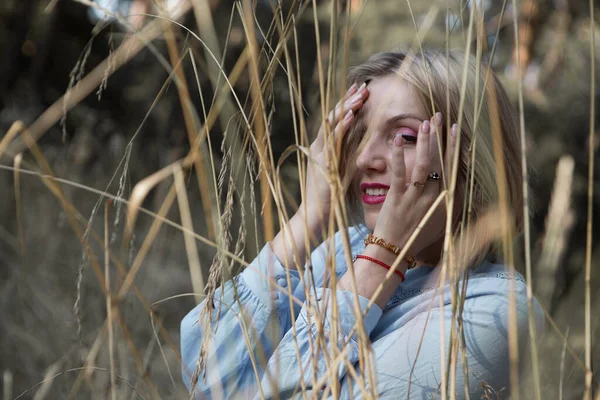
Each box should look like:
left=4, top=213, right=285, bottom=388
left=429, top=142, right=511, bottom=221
left=387, top=133, right=407, bottom=199
left=444, top=123, right=458, bottom=188
left=327, top=82, right=368, bottom=127
left=408, top=119, right=431, bottom=196
left=423, top=114, right=443, bottom=198
left=315, top=83, right=367, bottom=151
left=327, top=109, right=355, bottom=152
left=344, top=83, right=359, bottom=100
left=429, top=113, right=443, bottom=172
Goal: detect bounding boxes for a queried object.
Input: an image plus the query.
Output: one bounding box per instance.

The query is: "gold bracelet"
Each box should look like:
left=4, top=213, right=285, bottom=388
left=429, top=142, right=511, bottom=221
left=364, top=233, right=417, bottom=269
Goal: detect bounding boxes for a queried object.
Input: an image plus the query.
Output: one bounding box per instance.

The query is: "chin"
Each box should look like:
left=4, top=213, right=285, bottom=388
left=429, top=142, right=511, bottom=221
left=363, top=211, right=379, bottom=231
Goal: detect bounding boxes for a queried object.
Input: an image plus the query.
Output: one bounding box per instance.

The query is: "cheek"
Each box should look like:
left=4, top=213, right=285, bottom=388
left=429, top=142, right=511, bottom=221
left=351, top=175, right=362, bottom=198
left=403, top=152, right=416, bottom=177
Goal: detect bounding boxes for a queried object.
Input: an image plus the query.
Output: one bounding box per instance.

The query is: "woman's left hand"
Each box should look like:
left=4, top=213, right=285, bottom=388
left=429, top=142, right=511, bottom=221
left=372, top=113, right=458, bottom=262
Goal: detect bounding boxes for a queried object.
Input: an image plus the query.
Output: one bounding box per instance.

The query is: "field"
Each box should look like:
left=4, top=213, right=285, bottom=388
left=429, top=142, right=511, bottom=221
left=0, top=0, right=599, bottom=399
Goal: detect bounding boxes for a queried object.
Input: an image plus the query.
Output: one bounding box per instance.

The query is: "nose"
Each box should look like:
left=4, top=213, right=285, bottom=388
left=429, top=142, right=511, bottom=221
left=355, top=135, right=387, bottom=172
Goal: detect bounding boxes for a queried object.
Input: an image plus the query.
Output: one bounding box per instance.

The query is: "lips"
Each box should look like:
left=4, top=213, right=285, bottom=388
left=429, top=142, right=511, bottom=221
left=360, top=183, right=390, bottom=205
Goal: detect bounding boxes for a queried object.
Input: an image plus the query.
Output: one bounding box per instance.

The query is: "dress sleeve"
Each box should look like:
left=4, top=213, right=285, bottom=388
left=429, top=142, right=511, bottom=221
left=180, top=243, right=302, bottom=398
left=257, top=288, right=383, bottom=400
left=180, top=226, right=364, bottom=398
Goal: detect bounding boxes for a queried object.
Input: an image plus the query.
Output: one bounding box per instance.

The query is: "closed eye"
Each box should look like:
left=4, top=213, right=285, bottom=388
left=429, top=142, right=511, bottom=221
left=394, top=128, right=418, bottom=143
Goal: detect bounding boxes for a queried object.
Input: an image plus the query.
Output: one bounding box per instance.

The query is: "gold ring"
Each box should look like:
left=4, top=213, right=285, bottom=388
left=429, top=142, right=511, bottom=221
left=412, top=181, right=425, bottom=187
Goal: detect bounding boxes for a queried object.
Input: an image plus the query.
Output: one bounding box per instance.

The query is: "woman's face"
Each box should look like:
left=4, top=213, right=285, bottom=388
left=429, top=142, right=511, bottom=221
left=353, top=76, right=430, bottom=230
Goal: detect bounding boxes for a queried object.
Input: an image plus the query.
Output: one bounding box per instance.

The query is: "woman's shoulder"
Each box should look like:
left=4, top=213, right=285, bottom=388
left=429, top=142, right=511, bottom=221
left=389, top=258, right=542, bottom=321
left=464, top=258, right=531, bottom=301
left=459, top=260, right=544, bottom=329
left=469, top=256, right=527, bottom=283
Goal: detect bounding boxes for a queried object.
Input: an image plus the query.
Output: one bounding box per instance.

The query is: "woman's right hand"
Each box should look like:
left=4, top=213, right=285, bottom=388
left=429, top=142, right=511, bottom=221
left=270, top=83, right=368, bottom=270
left=301, top=83, right=369, bottom=231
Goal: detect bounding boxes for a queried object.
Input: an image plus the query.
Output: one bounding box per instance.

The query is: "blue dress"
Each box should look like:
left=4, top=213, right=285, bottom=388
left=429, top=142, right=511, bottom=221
left=181, top=225, right=544, bottom=399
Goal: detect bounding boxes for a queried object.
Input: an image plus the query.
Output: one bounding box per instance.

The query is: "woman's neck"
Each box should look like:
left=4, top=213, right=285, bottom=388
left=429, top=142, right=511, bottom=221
left=415, top=237, right=444, bottom=267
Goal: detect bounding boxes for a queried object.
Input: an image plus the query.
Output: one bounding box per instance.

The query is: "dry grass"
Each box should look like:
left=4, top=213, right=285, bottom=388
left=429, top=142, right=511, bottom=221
left=0, top=0, right=597, bottom=399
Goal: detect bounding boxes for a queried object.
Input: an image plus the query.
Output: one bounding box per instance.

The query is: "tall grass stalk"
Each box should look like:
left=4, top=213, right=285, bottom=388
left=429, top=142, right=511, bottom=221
left=20, top=129, right=163, bottom=397
left=560, top=327, right=570, bottom=400
left=2, top=157, right=187, bottom=397
left=3, top=370, right=12, bottom=400
left=537, top=156, right=575, bottom=307
left=174, top=165, right=206, bottom=303
left=68, top=321, right=108, bottom=399
left=0, top=120, right=24, bottom=159
left=31, top=361, right=63, bottom=400
left=240, top=0, right=275, bottom=242
left=442, top=0, right=474, bottom=397
left=0, top=159, right=235, bottom=392
left=13, top=152, right=24, bottom=256
left=104, top=200, right=117, bottom=400
left=162, top=17, right=218, bottom=245
left=585, top=1, right=596, bottom=399
left=510, top=0, right=542, bottom=398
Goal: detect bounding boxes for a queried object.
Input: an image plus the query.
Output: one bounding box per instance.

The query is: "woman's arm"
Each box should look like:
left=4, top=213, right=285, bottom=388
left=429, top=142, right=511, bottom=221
left=270, top=84, right=369, bottom=270
left=180, top=225, right=367, bottom=398
left=269, top=209, right=322, bottom=273
left=180, top=243, right=302, bottom=398
left=257, top=286, right=383, bottom=399
left=180, top=84, right=369, bottom=397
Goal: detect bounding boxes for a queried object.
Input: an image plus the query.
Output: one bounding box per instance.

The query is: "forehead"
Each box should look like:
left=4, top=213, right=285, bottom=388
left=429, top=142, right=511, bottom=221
left=363, top=75, right=426, bottom=124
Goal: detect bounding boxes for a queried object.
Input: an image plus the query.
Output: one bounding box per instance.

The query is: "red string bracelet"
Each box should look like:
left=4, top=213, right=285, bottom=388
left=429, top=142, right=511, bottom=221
left=354, top=254, right=406, bottom=282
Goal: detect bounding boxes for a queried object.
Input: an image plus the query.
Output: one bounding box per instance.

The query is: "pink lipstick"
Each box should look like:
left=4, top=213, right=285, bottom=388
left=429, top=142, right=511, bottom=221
left=360, top=183, right=390, bottom=205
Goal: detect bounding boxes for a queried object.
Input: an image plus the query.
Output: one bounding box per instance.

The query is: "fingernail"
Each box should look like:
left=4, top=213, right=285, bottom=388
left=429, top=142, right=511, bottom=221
left=344, top=110, right=353, bottom=121
left=422, top=120, right=430, bottom=134
left=451, top=123, right=457, bottom=137
left=347, top=83, right=358, bottom=95
left=435, top=112, right=442, bottom=126
left=394, top=133, right=403, bottom=146
left=358, top=82, right=367, bottom=91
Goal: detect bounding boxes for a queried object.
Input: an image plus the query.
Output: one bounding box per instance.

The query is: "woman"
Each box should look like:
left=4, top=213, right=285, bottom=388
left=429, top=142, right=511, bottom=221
left=180, top=49, right=544, bottom=399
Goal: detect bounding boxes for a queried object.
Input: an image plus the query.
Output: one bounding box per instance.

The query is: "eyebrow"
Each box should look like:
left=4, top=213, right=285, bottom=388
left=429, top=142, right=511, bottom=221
left=383, top=113, right=427, bottom=129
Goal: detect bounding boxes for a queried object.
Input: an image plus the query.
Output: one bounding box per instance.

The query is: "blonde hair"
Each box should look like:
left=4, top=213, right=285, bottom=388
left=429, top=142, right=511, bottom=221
left=341, top=49, right=526, bottom=262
